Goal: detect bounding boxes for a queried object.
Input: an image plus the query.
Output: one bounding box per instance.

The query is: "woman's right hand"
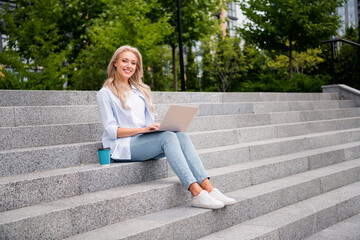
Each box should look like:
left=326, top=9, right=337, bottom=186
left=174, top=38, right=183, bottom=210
left=116, top=123, right=160, bottom=138
left=143, top=122, right=160, bottom=132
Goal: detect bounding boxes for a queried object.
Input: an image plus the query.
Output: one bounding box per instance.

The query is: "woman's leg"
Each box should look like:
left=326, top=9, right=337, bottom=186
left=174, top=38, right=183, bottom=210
left=175, top=132, right=236, bottom=206
left=175, top=132, right=213, bottom=191
left=130, top=131, right=204, bottom=190
left=131, top=131, right=232, bottom=209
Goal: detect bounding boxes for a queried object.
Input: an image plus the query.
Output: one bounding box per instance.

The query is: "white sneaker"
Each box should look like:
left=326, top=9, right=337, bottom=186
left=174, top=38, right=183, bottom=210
left=209, top=188, right=237, bottom=206
left=192, top=190, right=225, bottom=209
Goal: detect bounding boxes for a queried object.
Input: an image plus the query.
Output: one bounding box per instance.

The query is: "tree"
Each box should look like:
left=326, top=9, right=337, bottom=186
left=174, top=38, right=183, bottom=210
left=0, top=0, right=173, bottom=90
left=0, top=0, right=70, bottom=89
left=143, top=45, right=173, bottom=91
left=200, top=40, right=217, bottom=91
left=68, top=0, right=172, bottom=90
left=201, top=35, right=244, bottom=92
left=185, top=43, right=200, bottom=91
left=0, top=0, right=106, bottom=89
left=238, top=0, right=344, bottom=78
left=267, top=48, right=325, bottom=75
left=335, top=26, right=360, bottom=89
left=148, top=0, right=221, bottom=90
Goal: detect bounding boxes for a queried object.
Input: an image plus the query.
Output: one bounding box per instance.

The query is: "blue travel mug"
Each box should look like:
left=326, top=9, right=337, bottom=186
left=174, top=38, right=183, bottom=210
left=98, top=148, right=111, bottom=166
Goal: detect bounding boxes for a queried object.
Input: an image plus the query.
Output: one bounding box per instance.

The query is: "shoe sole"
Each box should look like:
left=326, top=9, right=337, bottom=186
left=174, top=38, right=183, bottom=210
left=191, top=204, right=225, bottom=210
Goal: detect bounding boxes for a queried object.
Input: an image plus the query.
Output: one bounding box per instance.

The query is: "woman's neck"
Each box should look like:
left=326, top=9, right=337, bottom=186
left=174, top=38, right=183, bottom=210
left=115, top=78, right=132, bottom=92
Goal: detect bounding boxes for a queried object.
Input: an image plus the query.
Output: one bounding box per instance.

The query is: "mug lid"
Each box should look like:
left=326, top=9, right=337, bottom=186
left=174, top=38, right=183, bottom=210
left=98, top=147, right=110, bottom=150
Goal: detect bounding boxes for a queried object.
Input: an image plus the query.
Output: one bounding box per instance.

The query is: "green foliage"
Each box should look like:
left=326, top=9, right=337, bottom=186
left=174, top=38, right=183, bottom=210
left=143, top=45, right=173, bottom=91
left=0, top=0, right=71, bottom=89
left=240, top=73, right=329, bottom=92
left=148, top=0, right=221, bottom=89
left=267, top=48, right=325, bottom=75
left=200, top=41, right=217, bottom=91
left=67, top=0, right=173, bottom=90
left=200, top=35, right=245, bottom=92
left=0, top=0, right=223, bottom=91
left=150, top=0, right=221, bottom=47
left=185, top=44, right=200, bottom=91
left=335, top=26, right=360, bottom=89
left=0, top=0, right=355, bottom=93
left=238, top=0, right=344, bottom=77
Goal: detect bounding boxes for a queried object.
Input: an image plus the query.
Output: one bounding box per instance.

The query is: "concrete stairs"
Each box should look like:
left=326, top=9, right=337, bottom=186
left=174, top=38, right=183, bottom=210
left=0, top=88, right=360, bottom=239
left=304, top=212, right=360, bottom=240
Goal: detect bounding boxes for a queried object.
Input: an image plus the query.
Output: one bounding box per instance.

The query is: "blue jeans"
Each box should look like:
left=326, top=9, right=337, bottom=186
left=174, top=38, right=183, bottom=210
left=130, top=131, right=209, bottom=190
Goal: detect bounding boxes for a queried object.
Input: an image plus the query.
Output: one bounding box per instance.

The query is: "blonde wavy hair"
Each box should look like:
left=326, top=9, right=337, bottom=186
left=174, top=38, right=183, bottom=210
left=103, top=45, right=154, bottom=112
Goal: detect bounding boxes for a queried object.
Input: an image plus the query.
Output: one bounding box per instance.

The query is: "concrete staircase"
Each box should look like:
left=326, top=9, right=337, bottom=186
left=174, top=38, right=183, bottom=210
left=1, top=87, right=360, bottom=239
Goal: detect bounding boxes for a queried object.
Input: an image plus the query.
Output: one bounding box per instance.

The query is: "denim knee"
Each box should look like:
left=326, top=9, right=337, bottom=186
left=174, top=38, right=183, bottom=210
left=175, top=131, right=191, bottom=142
left=158, top=131, right=178, bottom=145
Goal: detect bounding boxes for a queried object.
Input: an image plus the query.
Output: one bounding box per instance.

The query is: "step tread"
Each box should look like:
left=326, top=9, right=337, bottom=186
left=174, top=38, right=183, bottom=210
left=0, top=96, right=346, bottom=109
left=0, top=141, right=99, bottom=154
left=2, top=112, right=360, bottom=131
left=1, top=158, right=359, bottom=228
left=2, top=118, right=359, bottom=154
left=190, top=116, right=360, bottom=135
left=1, top=125, right=360, bottom=178
left=64, top=180, right=360, bottom=240
left=3, top=139, right=360, bottom=185
left=304, top=212, right=360, bottom=240
left=197, top=181, right=360, bottom=240
left=3, top=106, right=360, bottom=131
left=1, top=139, right=360, bottom=212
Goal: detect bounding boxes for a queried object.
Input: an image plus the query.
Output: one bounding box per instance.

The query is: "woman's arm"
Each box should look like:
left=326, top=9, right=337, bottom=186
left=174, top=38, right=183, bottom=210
left=97, top=90, right=120, bottom=140
left=117, top=122, right=160, bottom=138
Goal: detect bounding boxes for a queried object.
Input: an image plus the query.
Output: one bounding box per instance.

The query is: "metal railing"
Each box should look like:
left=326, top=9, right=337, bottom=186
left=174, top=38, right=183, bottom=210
left=321, top=38, right=360, bottom=84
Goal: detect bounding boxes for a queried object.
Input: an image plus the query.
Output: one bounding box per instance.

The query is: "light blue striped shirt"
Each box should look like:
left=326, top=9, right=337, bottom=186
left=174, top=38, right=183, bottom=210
left=96, top=85, right=154, bottom=159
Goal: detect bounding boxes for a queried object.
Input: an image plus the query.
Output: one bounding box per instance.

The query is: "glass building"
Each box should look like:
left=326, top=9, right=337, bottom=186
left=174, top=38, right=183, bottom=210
left=337, top=0, right=360, bottom=36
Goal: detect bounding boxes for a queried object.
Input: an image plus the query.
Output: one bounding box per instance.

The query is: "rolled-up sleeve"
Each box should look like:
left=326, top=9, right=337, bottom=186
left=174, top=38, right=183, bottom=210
left=97, top=90, right=118, bottom=140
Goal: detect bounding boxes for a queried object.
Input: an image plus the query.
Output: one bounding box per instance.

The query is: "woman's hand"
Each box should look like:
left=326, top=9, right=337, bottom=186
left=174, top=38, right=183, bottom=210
left=116, top=122, right=160, bottom=138
left=144, top=122, right=160, bottom=132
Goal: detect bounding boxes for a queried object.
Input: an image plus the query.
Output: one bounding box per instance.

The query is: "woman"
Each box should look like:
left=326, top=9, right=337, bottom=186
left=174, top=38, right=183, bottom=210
left=97, top=45, right=236, bottom=209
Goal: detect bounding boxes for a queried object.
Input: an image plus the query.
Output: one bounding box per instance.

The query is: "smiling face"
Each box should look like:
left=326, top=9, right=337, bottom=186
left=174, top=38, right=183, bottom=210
left=114, top=50, right=138, bottom=82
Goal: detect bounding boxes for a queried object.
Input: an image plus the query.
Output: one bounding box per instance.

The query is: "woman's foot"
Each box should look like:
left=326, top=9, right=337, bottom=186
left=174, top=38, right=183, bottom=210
left=209, top=188, right=237, bottom=206
left=191, top=190, right=225, bottom=209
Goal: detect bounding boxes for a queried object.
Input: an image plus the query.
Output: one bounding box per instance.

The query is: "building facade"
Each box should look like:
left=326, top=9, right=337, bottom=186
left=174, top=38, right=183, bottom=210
left=0, top=1, right=16, bottom=52
left=337, top=0, right=360, bottom=36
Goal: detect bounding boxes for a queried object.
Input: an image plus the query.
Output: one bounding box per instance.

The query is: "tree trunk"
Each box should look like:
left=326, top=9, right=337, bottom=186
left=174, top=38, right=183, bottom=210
left=289, top=39, right=293, bottom=79
left=172, top=45, right=177, bottom=91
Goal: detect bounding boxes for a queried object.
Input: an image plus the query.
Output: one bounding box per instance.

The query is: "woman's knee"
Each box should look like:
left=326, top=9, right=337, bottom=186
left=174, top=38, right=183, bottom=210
left=158, top=131, right=178, bottom=144
left=176, top=131, right=191, bottom=142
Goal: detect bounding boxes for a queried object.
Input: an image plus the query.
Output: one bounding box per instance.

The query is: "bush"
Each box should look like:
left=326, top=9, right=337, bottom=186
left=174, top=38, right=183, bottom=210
left=240, top=73, right=330, bottom=92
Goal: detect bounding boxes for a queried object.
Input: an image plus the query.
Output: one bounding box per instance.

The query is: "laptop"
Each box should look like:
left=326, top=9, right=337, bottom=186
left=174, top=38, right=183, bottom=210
left=142, top=105, right=198, bottom=134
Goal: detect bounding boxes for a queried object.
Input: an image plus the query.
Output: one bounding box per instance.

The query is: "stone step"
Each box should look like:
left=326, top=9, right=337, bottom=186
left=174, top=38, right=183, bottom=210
left=191, top=116, right=360, bottom=147
left=152, top=92, right=339, bottom=104
left=304, top=212, right=360, bottom=240
left=0, top=90, right=97, bottom=107
left=154, top=100, right=356, bottom=118
left=2, top=113, right=360, bottom=151
left=0, top=90, right=338, bottom=107
left=53, top=160, right=360, bottom=240
left=192, top=126, right=360, bottom=156
left=198, top=182, right=360, bottom=240
left=190, top=108, right=360, bottom=132
left=0, top=122, right=102, bottom=151
left=197, top=140, right=360, bottom=174
left=251, top=100, right=355, bottom=114
left=2, top=120, right=360, bottom=177
left=2, top=140, right=360, bottom=212
left=0, top=105, right=100, bottom=127
left=1, top=100, right=355, bottom=128
left=219, top=92, right=338, bottom=102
